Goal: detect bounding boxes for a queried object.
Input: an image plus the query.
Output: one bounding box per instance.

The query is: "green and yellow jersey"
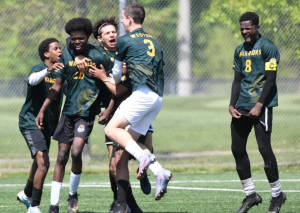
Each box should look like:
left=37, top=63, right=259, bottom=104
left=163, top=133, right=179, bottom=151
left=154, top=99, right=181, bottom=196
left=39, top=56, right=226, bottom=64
left=56, top=44, right=111, bottom=117
left=114, top=28, right=164, bottom=97
left=97, top=44, right=132, bottom=109
left=19, top=63, right=63, bottom=135
left=233, top=35, right=280, bottom=107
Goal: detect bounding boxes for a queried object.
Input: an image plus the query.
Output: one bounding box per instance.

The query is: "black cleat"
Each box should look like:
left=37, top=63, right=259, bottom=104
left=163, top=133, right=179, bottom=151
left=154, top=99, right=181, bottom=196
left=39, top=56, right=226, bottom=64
left=236, top=192, right=262, bottom=213
left=48, top=205, right=59, bottom=213
left=108, top=200, right=116, bottom=213
left=137, top=167, right=151, bottom=195
left=68, top=192, right=79, bottom=213
left=129, top=205, right=143, bottom=213
left=267, top=192, right=286, bottom=213
left=113, top=202, right=131, bottom=213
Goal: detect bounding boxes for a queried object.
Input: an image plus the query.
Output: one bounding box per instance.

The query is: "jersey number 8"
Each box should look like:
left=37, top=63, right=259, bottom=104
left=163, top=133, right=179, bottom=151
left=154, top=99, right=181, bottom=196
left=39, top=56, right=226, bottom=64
left=245, top=59, right=252, bottom=73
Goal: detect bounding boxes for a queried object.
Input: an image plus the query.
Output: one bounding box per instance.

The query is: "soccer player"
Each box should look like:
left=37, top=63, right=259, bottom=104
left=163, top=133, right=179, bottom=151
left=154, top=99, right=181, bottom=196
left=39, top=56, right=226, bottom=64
left=229, top=12, right=286, bottom=213
left=17, top=38, right=64, bottom=213
left=89, top=4, right=172, bottom=211
left=89, top=16, right=152, bottom=212
left=35, top=18, right=112, bottom=213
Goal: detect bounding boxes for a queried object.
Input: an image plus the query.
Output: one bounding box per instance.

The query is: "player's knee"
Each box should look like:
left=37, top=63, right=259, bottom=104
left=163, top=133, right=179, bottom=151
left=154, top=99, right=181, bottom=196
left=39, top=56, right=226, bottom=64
left=71, top=150, right=82, bottom=161
left=104, top=126, right=112, bottom=138
left=109, top=164, right=117, bottom=178
left=231, top=146, right=247, bottom=159
left=57, top=151, right=69, bottom=165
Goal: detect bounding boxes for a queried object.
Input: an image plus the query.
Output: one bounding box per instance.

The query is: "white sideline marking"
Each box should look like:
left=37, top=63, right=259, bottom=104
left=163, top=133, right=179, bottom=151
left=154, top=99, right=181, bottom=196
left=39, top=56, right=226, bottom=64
left=2, top=183, right=300, bottom=193
left=1, top=179, right=300, bottom=193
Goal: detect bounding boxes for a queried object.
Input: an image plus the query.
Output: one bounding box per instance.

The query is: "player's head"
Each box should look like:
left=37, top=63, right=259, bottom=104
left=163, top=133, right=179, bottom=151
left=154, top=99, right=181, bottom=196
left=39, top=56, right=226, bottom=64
left=239, top=12, right=260, bottom=44
left=65, top=17, right=93, bottom=53
left=122, top=4, right=145, bottom=32
left=93, top=17, right=118, bottom=51
left=38, top=38, right=61, bottom=63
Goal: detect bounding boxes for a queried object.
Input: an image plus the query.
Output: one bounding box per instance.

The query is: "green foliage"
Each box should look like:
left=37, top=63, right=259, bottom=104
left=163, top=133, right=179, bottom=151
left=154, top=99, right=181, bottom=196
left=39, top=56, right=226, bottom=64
left=1, top=0, right=299, bottom=79
left=198, top=0, right=300, bottom=77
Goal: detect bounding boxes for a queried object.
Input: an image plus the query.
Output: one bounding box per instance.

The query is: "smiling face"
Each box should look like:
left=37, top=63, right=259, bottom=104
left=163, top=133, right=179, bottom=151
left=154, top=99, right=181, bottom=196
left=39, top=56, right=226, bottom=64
left=70, top=30, right=89, bottom=53
left=97, top=25, right=117, bottom=51
left=44, top=41, right=62, bottom=63
left=240, top=20, right=259, bottom=44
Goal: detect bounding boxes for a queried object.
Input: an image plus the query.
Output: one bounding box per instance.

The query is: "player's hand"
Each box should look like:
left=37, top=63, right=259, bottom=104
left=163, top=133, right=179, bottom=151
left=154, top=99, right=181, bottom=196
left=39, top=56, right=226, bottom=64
left=229, top=106, right=241, bottom=118
left=35, top=111, right=44, bottom=130
left=98, top=109, right=112, bottom=125
left=47, top=63, right=64, bottom=72
left=75, top=56, right=91, bottom=73
left=249, top=102, right=263, bottom=119
left=122, top=62, right=127, bottom=75
left=89, top=64, right=107, bottom=80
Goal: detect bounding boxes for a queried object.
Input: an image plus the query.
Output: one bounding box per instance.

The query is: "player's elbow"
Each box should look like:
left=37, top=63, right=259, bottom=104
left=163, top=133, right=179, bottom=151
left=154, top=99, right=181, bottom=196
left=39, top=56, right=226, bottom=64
left=28, top=78, right=38, bottom=86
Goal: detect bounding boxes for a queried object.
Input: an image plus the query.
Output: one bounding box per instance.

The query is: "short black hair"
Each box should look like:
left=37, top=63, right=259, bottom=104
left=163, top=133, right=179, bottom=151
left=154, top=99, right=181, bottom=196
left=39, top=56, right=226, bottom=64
left=38, top=38, right=59, bottom=61
left=65, top=17, right=93, bottom=36
left=92, top=17, right=118, bottom=39
left=124, top=4, right=145, bottom=25
left=239, top=12, right=259, bottom=26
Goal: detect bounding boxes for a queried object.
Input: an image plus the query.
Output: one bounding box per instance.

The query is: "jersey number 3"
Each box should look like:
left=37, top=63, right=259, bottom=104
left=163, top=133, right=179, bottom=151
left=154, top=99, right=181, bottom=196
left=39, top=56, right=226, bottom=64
left=245, top=59, right=251, bottom=73
left=144, top=39, right=155, bottom=57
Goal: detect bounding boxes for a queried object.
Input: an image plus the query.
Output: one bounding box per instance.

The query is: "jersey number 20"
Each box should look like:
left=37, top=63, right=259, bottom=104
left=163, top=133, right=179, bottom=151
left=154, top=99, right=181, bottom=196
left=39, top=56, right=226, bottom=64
left=144, top=39, right=155, bottom=57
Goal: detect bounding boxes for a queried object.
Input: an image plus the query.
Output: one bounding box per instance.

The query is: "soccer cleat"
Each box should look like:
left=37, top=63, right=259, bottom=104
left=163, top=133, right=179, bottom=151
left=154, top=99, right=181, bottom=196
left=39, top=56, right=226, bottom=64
left=236, top=192, right=262, bottom=213
left=112, top=202, right=131, bottom=213
left=27, top=206, right=42, bottom=213
left=17, top=190, right=32, bottom=209
left=68, top=193, right=79, bottom=213
left=155, top=169, right=172, bottom=201
left=137, top=167, right=151, bottom=195
left=267, top=192, right=287, bottom=213
left=129, top=205, right=143, bottom=213
left=48, top=205, right=59, bottom=213
left=108, top=200, right=116, bottom=213
left=137, top=154, right=155, bottom=180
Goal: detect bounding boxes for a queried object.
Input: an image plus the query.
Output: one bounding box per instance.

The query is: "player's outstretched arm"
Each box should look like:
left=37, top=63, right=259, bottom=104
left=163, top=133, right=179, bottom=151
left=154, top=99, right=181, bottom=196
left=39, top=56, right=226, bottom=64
left=28, top=63, right=64, bottom=86
left=35, top=77, right=64, bottom=129
left=229, top=71, right=243, bottom=118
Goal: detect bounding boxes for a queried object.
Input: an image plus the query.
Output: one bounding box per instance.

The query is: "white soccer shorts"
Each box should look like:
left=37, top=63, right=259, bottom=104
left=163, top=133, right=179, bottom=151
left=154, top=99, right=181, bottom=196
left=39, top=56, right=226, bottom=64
left=116, top=85, right=162, bottom=135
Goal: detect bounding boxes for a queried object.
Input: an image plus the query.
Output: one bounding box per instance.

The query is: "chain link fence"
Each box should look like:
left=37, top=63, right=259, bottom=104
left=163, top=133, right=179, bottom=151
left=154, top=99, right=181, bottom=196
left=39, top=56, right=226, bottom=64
left=1, top=0, right=300, bottom=173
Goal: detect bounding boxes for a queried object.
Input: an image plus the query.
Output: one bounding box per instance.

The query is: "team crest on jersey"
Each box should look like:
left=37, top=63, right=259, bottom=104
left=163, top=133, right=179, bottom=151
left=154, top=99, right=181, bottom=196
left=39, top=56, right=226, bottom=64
left=110, top=57, right=114, bottom=62
left=77, top=125, right=85, bottom=133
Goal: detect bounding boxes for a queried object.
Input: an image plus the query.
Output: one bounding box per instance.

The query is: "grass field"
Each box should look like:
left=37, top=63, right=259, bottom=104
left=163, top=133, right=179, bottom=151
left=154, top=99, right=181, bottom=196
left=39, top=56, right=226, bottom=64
left=1, top=171, right=300, bottom=213
left=1, top=94, right=300, bottom=173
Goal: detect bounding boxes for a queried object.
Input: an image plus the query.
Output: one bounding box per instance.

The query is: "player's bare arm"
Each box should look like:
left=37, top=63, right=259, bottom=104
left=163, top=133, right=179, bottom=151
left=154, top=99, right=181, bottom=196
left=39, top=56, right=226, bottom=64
left=35, top=77, right=64, bottom=129
left=89, top=64, right=128, bottom=97
left=98, top=95, right=115, bottom=125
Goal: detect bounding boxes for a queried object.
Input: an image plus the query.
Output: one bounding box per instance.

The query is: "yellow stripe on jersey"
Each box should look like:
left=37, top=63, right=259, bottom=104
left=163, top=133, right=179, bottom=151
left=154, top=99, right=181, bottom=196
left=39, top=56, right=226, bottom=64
left=265, top=61, right=277, bottom=71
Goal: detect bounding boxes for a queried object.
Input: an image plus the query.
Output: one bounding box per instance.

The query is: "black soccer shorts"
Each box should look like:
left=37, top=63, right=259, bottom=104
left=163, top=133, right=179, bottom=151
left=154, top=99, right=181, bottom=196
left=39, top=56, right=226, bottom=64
left=52, top=114, right=94, bottom=144
left=20, top=129, right=51, bottom=159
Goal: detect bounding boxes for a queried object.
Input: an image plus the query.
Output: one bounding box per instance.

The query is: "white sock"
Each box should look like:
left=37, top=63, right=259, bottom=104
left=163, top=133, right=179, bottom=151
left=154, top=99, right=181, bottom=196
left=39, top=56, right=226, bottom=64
left=241, top=178, right=255, bottom=196
left=270, top=180, right=282, bottom=197
left=125, top=140, right=144, bottom=161
left=148, top=161, right=164, bottom=176
left=69, top=171, right=81, bottom=195
left=50, top=181, right=62, bottom=206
